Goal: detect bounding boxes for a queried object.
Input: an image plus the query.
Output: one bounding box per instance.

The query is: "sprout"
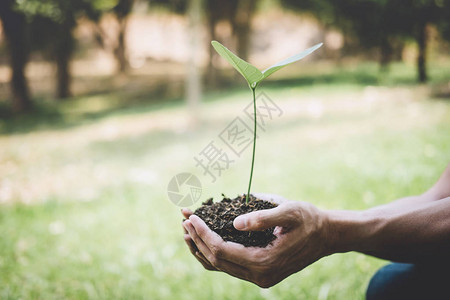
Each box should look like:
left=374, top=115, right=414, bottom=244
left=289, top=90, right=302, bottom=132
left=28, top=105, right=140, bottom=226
left=211, top=41, right=323, bottom=203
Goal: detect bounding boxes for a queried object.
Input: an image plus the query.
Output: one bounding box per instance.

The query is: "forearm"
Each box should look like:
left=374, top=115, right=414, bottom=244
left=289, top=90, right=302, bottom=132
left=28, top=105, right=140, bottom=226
left=369, top=170, right=450, bottom=213
left=327, top=197, right=450, bottom=263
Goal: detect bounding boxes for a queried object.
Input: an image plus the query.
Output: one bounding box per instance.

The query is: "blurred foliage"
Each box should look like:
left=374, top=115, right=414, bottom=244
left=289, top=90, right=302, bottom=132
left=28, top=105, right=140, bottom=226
left=11, top=0, right=132, bottom=98
left=1, top=71, right=450, bottom=298
left=1, top=0, right=449, bottom=112
left=1, top=1, right=450, bottom=297
left=281, top=0, right=450, bottom=81
left=150, top=0, right=188, bottom=14
left=15, top=0, right=118, bottom=22
left=281, top=0, right=450, bottom=50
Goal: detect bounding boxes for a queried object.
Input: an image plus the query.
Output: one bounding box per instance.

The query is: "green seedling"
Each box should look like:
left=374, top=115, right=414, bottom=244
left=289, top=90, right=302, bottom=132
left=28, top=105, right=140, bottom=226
left=211, top=41, right=323, bottom=203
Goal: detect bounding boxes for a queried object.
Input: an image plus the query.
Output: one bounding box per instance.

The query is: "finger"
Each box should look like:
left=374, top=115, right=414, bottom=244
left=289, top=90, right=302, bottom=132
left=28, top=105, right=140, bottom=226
left=182, top=219, right=188, bottom=234
left=183, top=223, right=215, bottom=270
left=195, top=250, right=217, bottom=271
left=184, top=219, right=215, bottom=262
left=214, top=259, right=251, bottom=282
left=183, top=233, right=198, bottom=254
left=182, top=208, right=193, bottom=219
left=182, top=228, right=199, bottom=253
left=184, top=234, right=216, bottom=271
left=252, top=193, right=287, bottom=205
left=188, top=215, right=260, bottom=265
left=182, top=210, right=194, bottom=234
left=233, top=203, right=292, bottom=231
left=185, top=221, right=250, bottom=279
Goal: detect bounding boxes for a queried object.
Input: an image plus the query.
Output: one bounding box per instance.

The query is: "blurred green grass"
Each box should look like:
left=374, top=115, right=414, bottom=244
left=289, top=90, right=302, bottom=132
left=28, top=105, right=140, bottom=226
left=1, top=62, right=450, bottom=299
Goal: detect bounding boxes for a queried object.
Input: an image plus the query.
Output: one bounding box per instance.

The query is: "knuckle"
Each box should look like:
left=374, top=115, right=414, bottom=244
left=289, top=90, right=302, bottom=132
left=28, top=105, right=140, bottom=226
left=254, top=251, right=269, bottom=264
left=252, top=213, right=265, bottom=228
left=211, top=258, right=224, bottom=269
left=208, top=255, right=219, bottom=267
left=255, top=249, right=276, bottom=266
left=255, top=277, right=274, bottom=289
left=195, top=226, right=206, bottom=237
left=287, top=203, right=303, bottom=221
left=259, top=265, right=272, bottom=275
left=209, top=244, right=223, bottom=257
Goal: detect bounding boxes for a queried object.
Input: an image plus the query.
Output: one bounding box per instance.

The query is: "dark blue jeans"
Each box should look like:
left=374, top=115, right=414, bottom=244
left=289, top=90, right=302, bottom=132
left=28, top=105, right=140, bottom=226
left=366, top=262, right=448, bottom=300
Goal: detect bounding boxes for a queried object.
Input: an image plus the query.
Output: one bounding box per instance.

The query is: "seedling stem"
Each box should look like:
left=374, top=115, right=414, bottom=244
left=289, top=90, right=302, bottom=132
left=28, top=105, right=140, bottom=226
left=246, top=87, right=257, bottom=204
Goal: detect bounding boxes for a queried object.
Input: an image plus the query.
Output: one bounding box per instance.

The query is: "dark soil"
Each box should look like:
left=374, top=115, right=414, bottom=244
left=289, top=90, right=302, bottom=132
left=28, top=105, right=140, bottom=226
left=193, top=194, right=277, bottom=247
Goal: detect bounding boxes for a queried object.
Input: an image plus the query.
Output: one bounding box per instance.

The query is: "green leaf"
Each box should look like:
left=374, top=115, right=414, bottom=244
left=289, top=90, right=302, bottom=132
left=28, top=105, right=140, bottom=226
left=261, top=43, right=323, bottom=81
left=211, top=41, right=323, bottom=88
left=211, top=41, right=263, bottom=88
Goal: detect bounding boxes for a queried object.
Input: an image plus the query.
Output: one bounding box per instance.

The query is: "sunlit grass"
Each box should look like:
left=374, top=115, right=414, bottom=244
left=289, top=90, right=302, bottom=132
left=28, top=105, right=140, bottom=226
left=1, top=63, right=450, bottom=299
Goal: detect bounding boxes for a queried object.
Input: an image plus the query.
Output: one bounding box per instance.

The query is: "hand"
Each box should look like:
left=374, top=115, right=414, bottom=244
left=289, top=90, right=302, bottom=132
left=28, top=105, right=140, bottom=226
left=182, top=193, right=332, bottom=288
left=182, top=208, right=217, bottom=271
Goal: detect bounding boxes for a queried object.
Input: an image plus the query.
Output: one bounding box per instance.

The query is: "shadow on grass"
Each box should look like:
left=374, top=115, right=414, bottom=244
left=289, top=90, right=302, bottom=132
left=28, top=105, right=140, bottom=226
left=0, top=82, right=186, bottom=135
left=1, top=61, right=449, bottom=136
left=264, top=70, right=380, bottom=88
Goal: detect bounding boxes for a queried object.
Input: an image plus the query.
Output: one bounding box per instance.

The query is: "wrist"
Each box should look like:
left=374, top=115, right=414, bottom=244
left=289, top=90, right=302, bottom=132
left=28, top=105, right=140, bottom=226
left=324, top=209, right=385, bottom=254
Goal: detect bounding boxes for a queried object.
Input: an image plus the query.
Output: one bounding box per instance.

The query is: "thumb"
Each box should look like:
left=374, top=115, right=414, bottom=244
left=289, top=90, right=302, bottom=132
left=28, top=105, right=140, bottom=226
left=233, top=205, right=291, bottom=231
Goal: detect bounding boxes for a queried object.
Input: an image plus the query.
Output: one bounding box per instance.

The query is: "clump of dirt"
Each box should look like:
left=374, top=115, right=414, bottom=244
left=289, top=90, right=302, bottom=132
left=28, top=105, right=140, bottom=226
left=193, top=194, right=277, bottom=247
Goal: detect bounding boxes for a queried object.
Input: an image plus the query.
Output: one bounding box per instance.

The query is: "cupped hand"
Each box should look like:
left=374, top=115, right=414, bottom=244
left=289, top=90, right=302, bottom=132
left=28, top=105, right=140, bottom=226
left=181, top=193, right=332, bottom=288
left=182, top=208, right=217, bottom=271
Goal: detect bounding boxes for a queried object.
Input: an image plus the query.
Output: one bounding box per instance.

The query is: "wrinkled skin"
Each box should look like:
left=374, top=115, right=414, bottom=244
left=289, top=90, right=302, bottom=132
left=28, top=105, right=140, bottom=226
left=182, top=193, right=331, bottom=288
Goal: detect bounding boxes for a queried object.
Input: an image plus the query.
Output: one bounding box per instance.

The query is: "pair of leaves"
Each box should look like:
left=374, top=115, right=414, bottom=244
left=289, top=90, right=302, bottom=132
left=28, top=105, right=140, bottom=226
left=211, top=41, right=323, bottom=89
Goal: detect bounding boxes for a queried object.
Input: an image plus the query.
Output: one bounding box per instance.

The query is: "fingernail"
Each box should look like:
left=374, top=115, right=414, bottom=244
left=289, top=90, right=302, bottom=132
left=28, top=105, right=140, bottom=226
left=183, top=220, right=190, bottom=231
left=234, top=216, right=247, bottom=230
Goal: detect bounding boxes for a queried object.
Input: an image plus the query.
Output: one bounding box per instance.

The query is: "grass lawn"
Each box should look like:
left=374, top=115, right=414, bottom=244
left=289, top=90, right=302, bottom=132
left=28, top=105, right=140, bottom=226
left=1, top=62, right=450, bottom=299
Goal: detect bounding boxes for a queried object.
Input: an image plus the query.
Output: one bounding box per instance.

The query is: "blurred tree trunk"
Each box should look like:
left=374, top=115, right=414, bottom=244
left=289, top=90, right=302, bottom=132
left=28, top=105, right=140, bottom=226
left=205, top=0, right=239, bottom=87
left=391, top=40, right=404, bottom=61
left=0, top=0, right=33, bottom=112
left=55, top=20, right=75, bottom=99
left=113, top=0, right=134, bottom=74
left=416, top=22, right=428, bottom=83
left=114, top=18, right=128, bottom=73
left=186, top=0, right=203, bottom=124
left=379, top=36, right=392, bottom=73
left=206, top=13, right=218, bottom=87
left=232, top=0, right=257, bottom=61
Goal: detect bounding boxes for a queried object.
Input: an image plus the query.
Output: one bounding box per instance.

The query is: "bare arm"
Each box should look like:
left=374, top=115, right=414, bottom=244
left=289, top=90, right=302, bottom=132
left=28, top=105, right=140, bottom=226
left=363, top=162, right=450, bottom=212
left=328, top=197, right=450, bottom=262
left=329, top=163, right=450, bottom=262
left=182, top=163, right=450, bottom=287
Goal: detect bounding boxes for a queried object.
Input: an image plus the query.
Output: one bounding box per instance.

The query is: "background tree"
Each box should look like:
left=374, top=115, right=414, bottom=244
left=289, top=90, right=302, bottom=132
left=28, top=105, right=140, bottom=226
left=230, top=0, right=258, bottom=61
left=343, top=0, right=450, bottom=83
left=152, top=0, right=259, bottom=87
left=281, top=0, right=450, bottom=82
left=205, top=0, right=238, bottom=86
left=0, top=0, right=33, bottom=112
left=17, top=0, right=118, bottom=99
left=113, top=0, right=134, bottom=73
left=205, top=0, right=258, bottom=86
left=333, top=0, right=409, bottom=72
left=186, top=0, right=203, bottom=124
left=18, top=0, right=79, bottom=99
left=90, top=0, right=134, bottom=74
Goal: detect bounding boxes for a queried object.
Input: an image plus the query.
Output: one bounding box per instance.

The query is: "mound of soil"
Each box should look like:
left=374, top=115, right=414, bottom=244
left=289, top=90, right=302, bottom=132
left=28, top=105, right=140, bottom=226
left=193, top=194, right=277, bottom=247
